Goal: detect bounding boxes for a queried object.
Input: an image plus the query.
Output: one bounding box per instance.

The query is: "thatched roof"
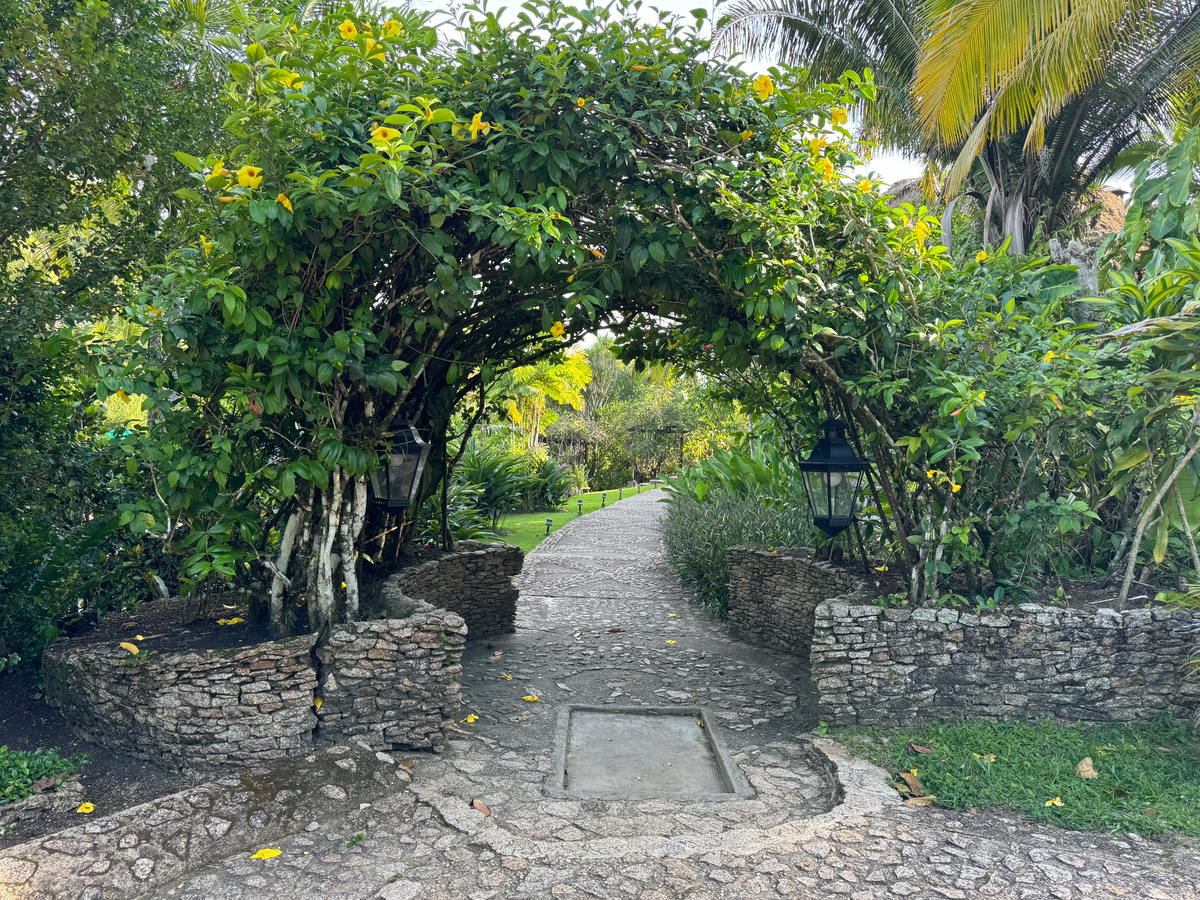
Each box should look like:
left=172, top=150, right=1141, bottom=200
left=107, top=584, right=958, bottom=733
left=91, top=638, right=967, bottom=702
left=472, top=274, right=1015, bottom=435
left=883, top=177, right=925, bottom=208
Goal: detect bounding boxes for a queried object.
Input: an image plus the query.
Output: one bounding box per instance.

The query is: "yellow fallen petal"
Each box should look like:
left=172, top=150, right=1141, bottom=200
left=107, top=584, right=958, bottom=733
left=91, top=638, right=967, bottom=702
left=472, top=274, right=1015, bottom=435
left=119, top=642, right=139, bottom=655
left=313, top=695, right=323, bottom=709
left=250, top=848, right=282, bottom=859
left=501, top=674, right=513, bottom=680
left=462, top=713, right=479, bottom=723
left=522, top=695, right=540, bottom=702
left=76, top=802, right=95, bottom=814
left=665, top=640, right=677, bottom=644
left=135, top=635, right=145, bottom=641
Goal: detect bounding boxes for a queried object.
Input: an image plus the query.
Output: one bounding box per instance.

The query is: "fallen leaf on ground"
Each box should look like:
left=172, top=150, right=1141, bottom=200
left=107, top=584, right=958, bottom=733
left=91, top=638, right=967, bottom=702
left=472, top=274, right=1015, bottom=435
left=76, top=803, right=94, bottom=814
left=907, top=743, right=933, bottom=754
left=134, top=635, right=145, bottom=641
left=30, top=774, right=65, bottom=794
left=119, top=642, right=139, bottom=655
left=500, top=674, right=512, bottom=680
left=493, top=651, right=503, bottom=657
left=398, top=761, right=415, bottom=769
left=216, top=618, right=244, bottom=626
left=471, top=798, right=491, bottom=816
left=607, top=627, right=626, bottom=633
left=905, top=795, right=937, bottom=806
left=1075, top=757, right=1098, bottom=779
left=1154, top=746, right=1175, bottom=752
left=898, top=771, right=925, bottom=797
left=250, top=848, right=281, bottom=860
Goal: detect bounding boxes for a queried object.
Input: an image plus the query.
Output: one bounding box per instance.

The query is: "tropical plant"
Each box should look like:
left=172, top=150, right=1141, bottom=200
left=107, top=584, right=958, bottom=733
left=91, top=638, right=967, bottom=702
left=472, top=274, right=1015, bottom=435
left=491, top=353, right=592, bottom=451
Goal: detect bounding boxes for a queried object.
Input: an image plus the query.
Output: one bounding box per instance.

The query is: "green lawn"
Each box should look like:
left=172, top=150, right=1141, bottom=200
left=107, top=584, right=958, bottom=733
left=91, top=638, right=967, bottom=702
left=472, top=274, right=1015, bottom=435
left=494, top=485, right=654, bottom=552
left=837, top=716, right=1200, bottom=838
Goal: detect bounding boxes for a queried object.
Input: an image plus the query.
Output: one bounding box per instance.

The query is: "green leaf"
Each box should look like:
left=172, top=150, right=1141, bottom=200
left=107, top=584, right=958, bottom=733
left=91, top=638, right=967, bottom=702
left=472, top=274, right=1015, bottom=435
left=173, top=152, right=204, bottom=172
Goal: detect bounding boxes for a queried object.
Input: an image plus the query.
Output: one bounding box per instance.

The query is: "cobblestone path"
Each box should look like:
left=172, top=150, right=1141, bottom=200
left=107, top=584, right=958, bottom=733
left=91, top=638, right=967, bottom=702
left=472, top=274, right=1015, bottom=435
left=156, top=491, right=1200, bottom=900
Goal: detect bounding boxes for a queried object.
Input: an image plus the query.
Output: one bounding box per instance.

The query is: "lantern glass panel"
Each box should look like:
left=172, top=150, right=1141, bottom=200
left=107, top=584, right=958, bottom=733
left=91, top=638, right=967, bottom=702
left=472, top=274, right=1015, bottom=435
left=804, top=470, right=831, bottom=520
left=389, top=450, right=423, bottom=506
left=830, top=470, right=862, bottom=520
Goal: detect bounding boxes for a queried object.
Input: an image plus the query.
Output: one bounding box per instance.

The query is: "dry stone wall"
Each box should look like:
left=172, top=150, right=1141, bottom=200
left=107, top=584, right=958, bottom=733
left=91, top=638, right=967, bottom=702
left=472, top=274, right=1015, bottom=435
left=812, top=601, right=1200, bottom=728
left=390, top=540, right=522, bottom=638
left=726, top=547, right=868, bottom=658
left=42, top=635, right=318, bottom=775
left=317, top=583, right=466, bottom=752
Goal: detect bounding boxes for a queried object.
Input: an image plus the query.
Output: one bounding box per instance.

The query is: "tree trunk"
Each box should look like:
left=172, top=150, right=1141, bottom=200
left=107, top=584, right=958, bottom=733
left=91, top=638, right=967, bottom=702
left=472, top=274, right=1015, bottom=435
left=313, top=467, right=345, bottom=633
left=1118, top=433, right=1200, bottom=608
left=339, top=477, right=368, bottom=621
left=268, top=488, right=309, bottom=638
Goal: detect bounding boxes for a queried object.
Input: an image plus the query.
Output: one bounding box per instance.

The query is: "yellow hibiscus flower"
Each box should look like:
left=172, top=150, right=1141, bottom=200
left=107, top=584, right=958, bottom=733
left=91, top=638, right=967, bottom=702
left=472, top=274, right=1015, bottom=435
left=237, top=165, right=263, bottom=189
left=277, top=194, right=292, bottom=212
left=752, top=74, right=774, bottom=101
left=339, top=20, right=357, bottom=39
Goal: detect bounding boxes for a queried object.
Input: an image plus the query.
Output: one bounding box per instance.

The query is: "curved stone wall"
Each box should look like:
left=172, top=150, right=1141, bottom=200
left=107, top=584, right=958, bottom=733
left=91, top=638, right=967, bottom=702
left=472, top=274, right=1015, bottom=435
left=388, top=540, right=523, bottom=639
left=42, top=634, right=318, bottom=775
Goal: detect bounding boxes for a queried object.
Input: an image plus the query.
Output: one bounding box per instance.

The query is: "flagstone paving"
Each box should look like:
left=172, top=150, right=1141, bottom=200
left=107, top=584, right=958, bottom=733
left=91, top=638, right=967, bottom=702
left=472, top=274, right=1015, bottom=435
left=155, top=491, right=1200, bottom=900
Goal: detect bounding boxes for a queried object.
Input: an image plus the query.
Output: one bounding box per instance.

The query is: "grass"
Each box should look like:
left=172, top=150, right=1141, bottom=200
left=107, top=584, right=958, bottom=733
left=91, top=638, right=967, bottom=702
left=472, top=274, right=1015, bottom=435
left=838, top=716, right=1200, bottom=838
left=493, top=486, right=648, bottom=552
left=0, top=745, right=88, bottom=804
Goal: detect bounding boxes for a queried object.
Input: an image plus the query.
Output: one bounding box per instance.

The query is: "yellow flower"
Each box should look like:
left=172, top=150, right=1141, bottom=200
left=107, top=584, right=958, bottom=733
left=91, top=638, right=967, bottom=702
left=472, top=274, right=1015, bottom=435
left=858, top=179, right=873, bottom=194
left=522, top=695, right=540, bottom=702
left=365, top=38, right=379, bottom=53
left=250, top=848, right=282, bottom=859
left=668, top=613, right=676, bottom=617
left=567, top=274, right=574, bottom=284
left=1043, top=351, right=1058, bottom=362
left=383, top=19, right=401, bottom=38
left=219, top=196, right=237, bottom=203
left=665, top=640, right=677, bottom=644
left=313, top=695, right=322, bottom=709
left=119, top=641, right=139, bottom=654
left=277, top=194, right=292, bottom=213
left=462, top=713, right=479, bottom=723
left=914, top=222, right=930, bottom=244
left=740, top=129, right=754, bottom=142
left=550, top=321, right=566, bottom=338
left=237, top=165, right=263, bottom=189
left=371, top=125, right=401, bottom=143
left=76, top=803, right=95, bottom=814
left=631, top=64, right=647, bottom=71
left=199, top=235, right=215, bottom=257
left=830, top=107, right=848, bottom=126
left=874, top=565, right=888, bottom=572
left=468, top=112, right=492, bottom=140
left=926, top=470, right=938, bottom=479
left=339, top=20, right=357, bottom=40
left=205, top=160, right=228, bottom=188
left=281, top=72, right=303, bottom=89
left=809, top=136, right=827, bottom=155
left=217, top=617, right=244, bottom=625
left=576, top=97, right=588, bottom=107
left=1046, top=797, right=1063, bottom=807
left=752, top=73, right=774, bottom=101
left=975, top=250, right=988, bottom=263
left=816, top=158, right=835, bottom=183
left=589, top=247, right=604, bottom=258
left=501, top=674, right=512, bottom=680
left=951, top=483, right=962, bottom=493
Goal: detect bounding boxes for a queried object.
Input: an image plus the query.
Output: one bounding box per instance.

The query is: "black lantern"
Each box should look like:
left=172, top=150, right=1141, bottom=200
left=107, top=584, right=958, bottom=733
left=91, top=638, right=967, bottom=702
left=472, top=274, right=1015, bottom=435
left=799, top=419, right=867, bottom=536
left=369, top=418, right=430, bottom=514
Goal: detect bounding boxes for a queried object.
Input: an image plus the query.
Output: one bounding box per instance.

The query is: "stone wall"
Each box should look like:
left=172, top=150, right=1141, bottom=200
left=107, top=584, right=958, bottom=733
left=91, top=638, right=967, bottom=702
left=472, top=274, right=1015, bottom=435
left=812, top=601, right=1200, bottom=728
left=317, top=582, right=466, bottom=752
left=726, top=547, right=867, bottom=658
left=389, top=541, right=523, bottom=639
left=42, top=635, right=318, bottom=775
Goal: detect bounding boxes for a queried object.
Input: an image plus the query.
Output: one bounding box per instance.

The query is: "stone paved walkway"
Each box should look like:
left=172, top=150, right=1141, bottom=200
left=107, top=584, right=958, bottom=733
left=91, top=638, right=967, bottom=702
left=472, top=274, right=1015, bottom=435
left=156, top=491, right=1200, bottom=900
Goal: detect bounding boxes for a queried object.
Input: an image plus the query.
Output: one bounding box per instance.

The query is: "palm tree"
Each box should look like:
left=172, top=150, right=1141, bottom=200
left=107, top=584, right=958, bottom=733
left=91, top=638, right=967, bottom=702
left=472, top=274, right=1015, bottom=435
left=712, top=0, right=1200, bottom=251
left=492, top=353, right=593, bottom=452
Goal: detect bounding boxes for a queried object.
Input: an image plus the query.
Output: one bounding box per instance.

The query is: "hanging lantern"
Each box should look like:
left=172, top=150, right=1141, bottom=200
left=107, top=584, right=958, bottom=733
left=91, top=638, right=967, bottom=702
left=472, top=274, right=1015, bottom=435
left=369, top=418, right=430, bottom=514
left=799, top=419, right=867, bottom=536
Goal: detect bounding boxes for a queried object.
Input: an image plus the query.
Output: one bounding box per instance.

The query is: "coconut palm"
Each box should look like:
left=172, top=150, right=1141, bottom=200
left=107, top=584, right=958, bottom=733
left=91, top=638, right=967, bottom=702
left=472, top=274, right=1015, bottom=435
left=712, top=0, right=1200, bottom=251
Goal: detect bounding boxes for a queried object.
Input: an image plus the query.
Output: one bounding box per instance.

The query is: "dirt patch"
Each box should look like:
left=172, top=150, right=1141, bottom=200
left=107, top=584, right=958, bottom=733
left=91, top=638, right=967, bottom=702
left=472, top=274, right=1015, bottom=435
left=0, top=669, right=195, bottom=849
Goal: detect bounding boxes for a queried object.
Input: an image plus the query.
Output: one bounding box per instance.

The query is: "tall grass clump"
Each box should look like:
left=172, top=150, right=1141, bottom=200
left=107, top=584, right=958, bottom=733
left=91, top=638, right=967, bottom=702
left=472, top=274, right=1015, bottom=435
left=661, top=486, right=813, bottom=615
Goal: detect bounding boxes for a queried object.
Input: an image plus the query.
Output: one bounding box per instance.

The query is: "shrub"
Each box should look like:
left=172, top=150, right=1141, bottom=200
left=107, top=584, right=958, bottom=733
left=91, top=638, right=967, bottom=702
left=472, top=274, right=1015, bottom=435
left=414, top=481, right=496, bottom=544
left=520, top=456, right=574, bottom=510
left=455, top=441, right=533, bottom=529
left=0, top=746, right=87, bottom=804
left=661, top=486, right=814, bottom=615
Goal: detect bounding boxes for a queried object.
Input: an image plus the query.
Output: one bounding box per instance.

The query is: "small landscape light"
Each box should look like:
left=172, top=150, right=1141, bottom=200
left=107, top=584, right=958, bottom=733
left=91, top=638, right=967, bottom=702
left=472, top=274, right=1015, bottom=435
left=545, top=518, right=553, bottom=535
left=577, top=498, right=583, bottom=515
left=601, top=491, right=607, bottom=507
left=619, top=487, right=623, bottom=499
